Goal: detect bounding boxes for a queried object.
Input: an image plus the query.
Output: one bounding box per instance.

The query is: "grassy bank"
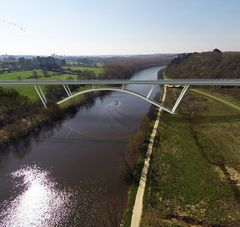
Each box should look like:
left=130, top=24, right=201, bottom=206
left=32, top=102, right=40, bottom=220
left=141, top=89, right=240, bottom=226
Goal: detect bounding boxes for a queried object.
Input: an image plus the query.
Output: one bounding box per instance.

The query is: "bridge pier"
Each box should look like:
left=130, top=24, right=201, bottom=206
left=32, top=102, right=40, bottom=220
left=34, top=85, right=47, bottom=108
left=147, top=85, right=155, bottom=99
left=66, top=85, right=72, bottom=96
left=63, top=84, right=72, bottom=97
left=171, top=85, right=189, bottom=113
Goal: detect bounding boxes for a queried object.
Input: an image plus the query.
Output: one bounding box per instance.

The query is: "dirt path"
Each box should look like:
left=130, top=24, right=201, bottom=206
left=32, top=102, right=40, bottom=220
left=191, top=89, right=240, bottom=111
left=130, top=85, right=167, bottom=227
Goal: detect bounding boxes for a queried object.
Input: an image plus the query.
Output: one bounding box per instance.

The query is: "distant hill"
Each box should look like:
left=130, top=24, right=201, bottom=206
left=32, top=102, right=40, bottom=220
left=161, top=50, right=240, bottom=79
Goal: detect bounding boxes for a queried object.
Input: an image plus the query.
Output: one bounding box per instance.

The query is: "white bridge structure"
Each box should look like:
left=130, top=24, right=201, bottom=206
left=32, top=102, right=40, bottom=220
left=1, top=79, right=240, bottom=114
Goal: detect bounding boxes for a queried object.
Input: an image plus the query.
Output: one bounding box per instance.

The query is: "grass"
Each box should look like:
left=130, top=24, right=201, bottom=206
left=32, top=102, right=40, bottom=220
left=63, top=66, right=104, bottom=76
left=141, top=89, right=240, bottom=226
left=0, top=67, right=104, bottom=100
left=192, top=88, right=240, bottom=111
left=58, top=85, right=92, bottom=109
left=0, top=70, right=79, bottom=100
left=6, top=86, right=39, bottom=100
left=0, top=70, right=45, bottom=80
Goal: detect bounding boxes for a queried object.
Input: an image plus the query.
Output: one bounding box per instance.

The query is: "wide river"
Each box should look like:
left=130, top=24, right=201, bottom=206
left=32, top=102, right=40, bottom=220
left=0, top=66, right=163, bottom=227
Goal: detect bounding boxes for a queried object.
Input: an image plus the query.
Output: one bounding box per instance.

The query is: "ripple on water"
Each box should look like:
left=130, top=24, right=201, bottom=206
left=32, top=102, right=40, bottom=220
left=0, top=165, right=76, bottom=227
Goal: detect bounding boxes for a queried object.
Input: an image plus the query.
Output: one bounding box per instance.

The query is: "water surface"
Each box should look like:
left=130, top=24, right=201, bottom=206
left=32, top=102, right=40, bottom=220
left=0, top=66, right=163, bottom=227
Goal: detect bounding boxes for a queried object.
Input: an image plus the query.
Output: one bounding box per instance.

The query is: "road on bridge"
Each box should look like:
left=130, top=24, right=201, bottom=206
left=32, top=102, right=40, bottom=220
left=0, top=79, right=240, bottom=86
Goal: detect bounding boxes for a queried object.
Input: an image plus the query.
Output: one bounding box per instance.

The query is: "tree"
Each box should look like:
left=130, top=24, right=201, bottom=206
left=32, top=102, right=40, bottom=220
left=43, top=70, right=50, bottom=78
left=32, top=70, right=39, bottom=79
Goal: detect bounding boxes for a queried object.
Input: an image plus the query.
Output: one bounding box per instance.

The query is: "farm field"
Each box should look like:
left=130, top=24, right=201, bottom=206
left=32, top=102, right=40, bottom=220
left=64, top=66, right=104, bottom=76
left=0, top=67, right=102, bottom=100
left=141, top=89, right=240, bottom=226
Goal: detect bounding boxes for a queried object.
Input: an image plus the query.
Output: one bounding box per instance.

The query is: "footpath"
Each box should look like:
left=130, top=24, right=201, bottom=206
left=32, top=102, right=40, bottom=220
left=130, top=85, right=167, bottom=227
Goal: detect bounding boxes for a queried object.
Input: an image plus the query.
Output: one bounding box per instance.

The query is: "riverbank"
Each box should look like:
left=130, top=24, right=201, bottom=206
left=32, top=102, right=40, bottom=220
left=0, top=90, right=107, bottom=152
left=141, top=88, right=240, bottom=226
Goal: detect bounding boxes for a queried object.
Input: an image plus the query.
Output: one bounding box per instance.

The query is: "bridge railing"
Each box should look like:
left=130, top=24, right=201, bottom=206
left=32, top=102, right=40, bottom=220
left=1, top=79, right=240, bottom=114
left=1, top=79, right=240, bottom=86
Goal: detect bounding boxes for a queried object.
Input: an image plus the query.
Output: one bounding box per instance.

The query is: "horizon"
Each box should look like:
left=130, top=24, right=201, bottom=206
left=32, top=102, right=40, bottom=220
left=1, top=0, right=240, bottom=55
left=1, top=49, right=239, bottom=58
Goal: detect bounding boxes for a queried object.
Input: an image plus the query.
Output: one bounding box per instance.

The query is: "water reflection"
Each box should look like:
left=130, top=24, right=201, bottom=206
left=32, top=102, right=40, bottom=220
left=63, top=122, right=133, bottom=140
left=0, top=165, right=75, bottom=227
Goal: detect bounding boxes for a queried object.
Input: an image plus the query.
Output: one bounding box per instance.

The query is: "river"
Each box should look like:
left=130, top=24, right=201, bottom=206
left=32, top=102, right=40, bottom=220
left=0, top=66, right=163, bottom=227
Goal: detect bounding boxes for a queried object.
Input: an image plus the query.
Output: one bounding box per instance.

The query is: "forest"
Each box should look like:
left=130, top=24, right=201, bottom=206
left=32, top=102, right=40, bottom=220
left=160, top=49, right=240, bottom=100
left=162, top=49, right=240, bottom=79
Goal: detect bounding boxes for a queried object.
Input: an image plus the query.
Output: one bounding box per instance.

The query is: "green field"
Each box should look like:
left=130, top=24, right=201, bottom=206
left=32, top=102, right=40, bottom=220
left=0, top=67, right=104, bottom=100
left=141, top=89, right=240, bottom=226
left=64, top=66, right=104, bottom=76
left=0, top=70, right=54, bottom=80
left=0, top=70, right=79, bottom=100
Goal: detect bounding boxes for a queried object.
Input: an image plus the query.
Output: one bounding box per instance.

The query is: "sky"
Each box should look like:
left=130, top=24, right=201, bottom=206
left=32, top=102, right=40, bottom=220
left=0, top=0, right=240, bottom=55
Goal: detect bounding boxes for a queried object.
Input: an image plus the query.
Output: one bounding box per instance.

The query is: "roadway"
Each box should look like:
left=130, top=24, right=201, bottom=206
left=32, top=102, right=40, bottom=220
left=0, top=79, right=240, bottom=86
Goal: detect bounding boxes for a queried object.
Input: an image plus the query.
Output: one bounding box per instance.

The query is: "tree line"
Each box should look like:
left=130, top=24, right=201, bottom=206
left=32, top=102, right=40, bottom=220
left=0, top=56, right=66, bottom=73
left=103, top=56, right=171, bottom=79
left=162, top=49, right=240, bottom=79
left=160, top=49, right=240, bottom=100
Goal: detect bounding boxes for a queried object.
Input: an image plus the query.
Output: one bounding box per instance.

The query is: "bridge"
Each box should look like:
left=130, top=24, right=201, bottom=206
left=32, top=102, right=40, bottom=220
left=1, top=79, right=240, bottom=114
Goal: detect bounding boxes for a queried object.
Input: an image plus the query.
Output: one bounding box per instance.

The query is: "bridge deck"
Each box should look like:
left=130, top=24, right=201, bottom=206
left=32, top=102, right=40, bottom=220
left=0, top=79, right=240, bottom=86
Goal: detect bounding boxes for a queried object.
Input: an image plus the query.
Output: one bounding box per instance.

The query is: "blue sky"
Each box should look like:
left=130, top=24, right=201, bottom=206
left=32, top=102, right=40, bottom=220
left=0, top=0, right=240, bottom=55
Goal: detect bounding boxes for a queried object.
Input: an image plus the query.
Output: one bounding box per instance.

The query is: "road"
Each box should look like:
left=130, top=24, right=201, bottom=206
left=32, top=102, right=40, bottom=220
left=0, top=79, right=240, bottom=86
